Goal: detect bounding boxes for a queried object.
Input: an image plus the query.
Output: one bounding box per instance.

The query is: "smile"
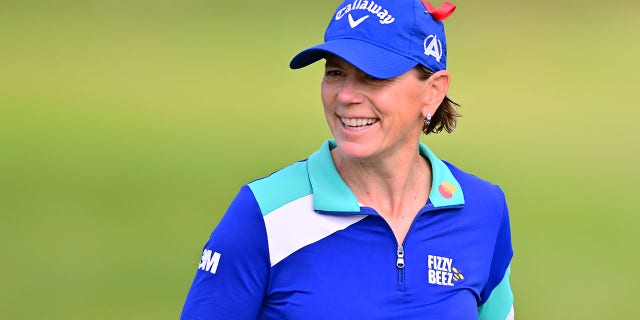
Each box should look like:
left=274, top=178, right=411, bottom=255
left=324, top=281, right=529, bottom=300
left=340, top=117, right=378, bottom=131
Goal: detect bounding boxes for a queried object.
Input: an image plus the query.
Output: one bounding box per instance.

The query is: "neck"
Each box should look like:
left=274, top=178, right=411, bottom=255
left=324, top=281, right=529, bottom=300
left=331, top=143, right=432, bottom=219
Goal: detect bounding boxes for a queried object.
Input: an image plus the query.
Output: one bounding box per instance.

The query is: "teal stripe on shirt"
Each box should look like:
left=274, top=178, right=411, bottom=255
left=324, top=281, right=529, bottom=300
left=248, top=161, right=312, bottom=216
left=478, top=266, right=514, bottom=320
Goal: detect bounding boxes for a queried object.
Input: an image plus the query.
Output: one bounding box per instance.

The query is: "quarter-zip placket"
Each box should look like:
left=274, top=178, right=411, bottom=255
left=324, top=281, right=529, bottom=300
left=396, top=244, right=405, bottom=284
left=390, top=203, right=465, bottom=290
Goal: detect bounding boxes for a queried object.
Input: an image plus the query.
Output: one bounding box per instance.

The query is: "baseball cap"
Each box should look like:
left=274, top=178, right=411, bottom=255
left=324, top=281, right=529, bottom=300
left=290, top=0, right=456, bottom=79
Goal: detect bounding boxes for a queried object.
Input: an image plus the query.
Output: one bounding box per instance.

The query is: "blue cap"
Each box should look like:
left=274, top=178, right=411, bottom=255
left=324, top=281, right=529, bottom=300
left=290, top=0, right=456, bottom=79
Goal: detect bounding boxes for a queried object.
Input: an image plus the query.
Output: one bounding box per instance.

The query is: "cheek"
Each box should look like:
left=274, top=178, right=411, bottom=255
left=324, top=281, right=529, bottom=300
left=404, top=89, right=428, bottom=117
left=392, top=94, right=426, bottom=127
left=320, top=83, right=334, bottom=110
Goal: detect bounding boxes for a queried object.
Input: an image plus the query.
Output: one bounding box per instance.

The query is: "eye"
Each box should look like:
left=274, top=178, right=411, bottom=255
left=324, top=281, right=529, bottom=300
left=325, top=69, right=344, bottom=77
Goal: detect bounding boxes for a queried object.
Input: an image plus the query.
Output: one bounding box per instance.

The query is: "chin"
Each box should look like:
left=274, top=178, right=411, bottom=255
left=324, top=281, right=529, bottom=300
left=333, top=140, right=379, bottom=161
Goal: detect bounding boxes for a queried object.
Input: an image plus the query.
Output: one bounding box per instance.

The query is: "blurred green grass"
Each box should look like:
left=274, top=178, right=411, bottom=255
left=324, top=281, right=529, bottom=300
left=1, top=0, right=639, bottom=319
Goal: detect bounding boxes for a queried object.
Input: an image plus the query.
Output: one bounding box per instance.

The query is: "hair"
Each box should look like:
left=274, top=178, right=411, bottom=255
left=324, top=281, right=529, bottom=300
left=415, top=65, right=461, bottom=135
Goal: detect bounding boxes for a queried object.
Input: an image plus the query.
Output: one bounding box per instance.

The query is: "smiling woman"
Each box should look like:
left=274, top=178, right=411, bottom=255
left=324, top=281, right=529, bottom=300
left=320, top=54, right=450, bottom=167
left=180, top=1, right=514, bottom=319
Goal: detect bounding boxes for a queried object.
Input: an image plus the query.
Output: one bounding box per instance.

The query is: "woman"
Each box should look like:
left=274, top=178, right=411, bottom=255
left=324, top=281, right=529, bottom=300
left=181, top=1, right=514, bottom=319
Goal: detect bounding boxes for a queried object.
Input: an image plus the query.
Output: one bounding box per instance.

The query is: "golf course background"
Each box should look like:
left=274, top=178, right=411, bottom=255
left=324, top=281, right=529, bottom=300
left=1, top=0, right=638, bottom=318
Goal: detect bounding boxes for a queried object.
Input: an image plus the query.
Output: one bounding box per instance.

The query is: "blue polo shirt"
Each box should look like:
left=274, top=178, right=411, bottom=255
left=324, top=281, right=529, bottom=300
left=181, top=140, right=514, bottom=319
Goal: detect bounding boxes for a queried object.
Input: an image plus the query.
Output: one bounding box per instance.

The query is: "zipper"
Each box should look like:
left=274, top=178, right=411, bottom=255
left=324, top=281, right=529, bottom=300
left=396, top=244, right=405, bottom=284
left=377, top=204, right=463, bottom=288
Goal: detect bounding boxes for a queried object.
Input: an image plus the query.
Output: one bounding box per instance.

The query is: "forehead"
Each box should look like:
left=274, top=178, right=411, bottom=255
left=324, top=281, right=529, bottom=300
left=324, top=54, right=358, bottom=69
left=324, top=54, right=419, bottom=80
left=323, top=54, right=385, bottom=79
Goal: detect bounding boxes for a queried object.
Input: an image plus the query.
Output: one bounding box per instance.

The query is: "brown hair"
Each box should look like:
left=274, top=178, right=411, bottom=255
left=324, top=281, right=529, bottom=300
left=415, top=65, right=461, bottom=135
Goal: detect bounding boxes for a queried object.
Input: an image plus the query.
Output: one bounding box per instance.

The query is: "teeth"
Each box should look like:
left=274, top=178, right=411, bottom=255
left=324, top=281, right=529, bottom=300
left=341, top=117, right=378, bottom=127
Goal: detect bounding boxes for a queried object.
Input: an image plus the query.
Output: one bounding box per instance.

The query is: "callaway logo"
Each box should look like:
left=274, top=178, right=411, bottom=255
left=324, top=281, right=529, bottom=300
left=423, top=35, right=443, bottom=62
left=348, top=14, right=369, bottom=28
left=335, top=0, right=395, bottom=25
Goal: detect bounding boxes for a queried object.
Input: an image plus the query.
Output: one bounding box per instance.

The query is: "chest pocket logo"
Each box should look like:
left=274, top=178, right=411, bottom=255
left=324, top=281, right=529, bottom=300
left=427, top=254, right=464, bottom=286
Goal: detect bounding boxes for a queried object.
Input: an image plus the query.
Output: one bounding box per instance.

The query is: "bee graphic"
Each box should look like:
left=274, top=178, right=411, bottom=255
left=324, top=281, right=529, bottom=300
left=452, top=267, right=465, bottom=282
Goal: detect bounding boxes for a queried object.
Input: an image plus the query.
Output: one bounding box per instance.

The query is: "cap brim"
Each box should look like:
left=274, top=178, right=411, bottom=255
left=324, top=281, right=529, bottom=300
left=289, top=39, right=417, bottom=79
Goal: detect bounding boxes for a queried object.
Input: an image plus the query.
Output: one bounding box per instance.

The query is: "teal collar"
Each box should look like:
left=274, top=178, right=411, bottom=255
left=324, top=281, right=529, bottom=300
left=307, top=140, right=465, bottom=213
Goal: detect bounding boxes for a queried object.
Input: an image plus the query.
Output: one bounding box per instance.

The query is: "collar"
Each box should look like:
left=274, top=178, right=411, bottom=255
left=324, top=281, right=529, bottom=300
left=307, top=140, right=465, bottom=214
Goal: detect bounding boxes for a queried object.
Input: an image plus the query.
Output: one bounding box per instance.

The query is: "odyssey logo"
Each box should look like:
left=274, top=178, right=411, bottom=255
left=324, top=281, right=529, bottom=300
left=335, top=0, right=395, bottom=25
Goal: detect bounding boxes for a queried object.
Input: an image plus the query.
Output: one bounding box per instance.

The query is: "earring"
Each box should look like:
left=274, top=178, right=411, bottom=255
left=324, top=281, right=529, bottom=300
left=425, top=113, right=432, bottom=127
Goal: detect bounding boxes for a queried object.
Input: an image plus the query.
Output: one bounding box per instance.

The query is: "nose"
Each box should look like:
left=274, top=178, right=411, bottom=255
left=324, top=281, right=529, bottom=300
left=336, top=75, right=364, bottom=105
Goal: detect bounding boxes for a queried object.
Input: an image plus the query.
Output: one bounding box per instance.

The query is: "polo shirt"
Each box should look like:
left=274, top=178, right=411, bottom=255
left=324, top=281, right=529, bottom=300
left=181, top=140, right=514, bottom=319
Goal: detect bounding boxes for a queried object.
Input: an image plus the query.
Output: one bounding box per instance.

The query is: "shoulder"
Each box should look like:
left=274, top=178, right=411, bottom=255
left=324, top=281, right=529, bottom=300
left=441, top=160, right=509, bottom=238
left=247, top=159, right=313, bottom=216
left=443, top=160, right=507, bottom=207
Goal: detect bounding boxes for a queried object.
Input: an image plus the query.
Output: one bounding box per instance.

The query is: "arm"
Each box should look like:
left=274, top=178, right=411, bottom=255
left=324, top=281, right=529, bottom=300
left=477, top=266, right=514, bottom=320
left=181, top=186, right=270, bottom=320
left=478, top=189, right=515, bottom=320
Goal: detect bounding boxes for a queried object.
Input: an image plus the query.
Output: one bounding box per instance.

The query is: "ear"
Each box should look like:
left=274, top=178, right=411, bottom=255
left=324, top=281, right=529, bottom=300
left=421, top=70, right=451, bottom=118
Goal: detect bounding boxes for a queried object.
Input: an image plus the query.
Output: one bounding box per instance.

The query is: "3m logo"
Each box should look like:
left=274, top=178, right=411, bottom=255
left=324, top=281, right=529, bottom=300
left=427, top=254, right=463, bottom=286
left=198, top=249, right=221, bottom=274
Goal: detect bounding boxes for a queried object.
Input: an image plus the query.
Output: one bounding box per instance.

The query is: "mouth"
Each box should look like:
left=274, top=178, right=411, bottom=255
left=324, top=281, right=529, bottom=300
left=340, top=117, right=379, bottom=131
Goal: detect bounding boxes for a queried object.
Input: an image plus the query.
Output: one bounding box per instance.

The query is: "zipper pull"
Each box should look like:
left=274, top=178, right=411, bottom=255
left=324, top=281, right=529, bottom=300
left=396, top=245, right=405, bottom=269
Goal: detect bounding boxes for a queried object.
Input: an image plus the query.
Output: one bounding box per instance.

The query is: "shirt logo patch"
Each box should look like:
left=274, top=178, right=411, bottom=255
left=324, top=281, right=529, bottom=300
left=423, top=34, right=443, bottom=62
left=198, top=249, right=221, bottom=274
left=438, top=181, right=457, bottom=199
left=427, top=254, right=463, bottom=286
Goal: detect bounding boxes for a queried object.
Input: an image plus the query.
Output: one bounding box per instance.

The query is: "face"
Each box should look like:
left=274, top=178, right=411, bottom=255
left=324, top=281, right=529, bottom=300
left=321, top=55, right=435, bottom=162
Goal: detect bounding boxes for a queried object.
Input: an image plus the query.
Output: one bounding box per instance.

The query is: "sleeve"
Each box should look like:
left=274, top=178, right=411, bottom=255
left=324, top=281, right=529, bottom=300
left=477, top=188, right=515, bottom=320
left=181, top=185, right=270, bottom=320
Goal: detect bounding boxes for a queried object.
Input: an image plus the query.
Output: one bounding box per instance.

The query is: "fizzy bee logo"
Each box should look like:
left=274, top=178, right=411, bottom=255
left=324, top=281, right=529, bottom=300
left=452, top=266, right=465, bottom=282
left=427, top=254, right=464, bottom=286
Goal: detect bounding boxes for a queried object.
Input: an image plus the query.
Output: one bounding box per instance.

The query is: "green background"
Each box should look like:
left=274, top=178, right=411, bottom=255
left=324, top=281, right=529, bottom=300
left=1, top=0, right=639, bottom=318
